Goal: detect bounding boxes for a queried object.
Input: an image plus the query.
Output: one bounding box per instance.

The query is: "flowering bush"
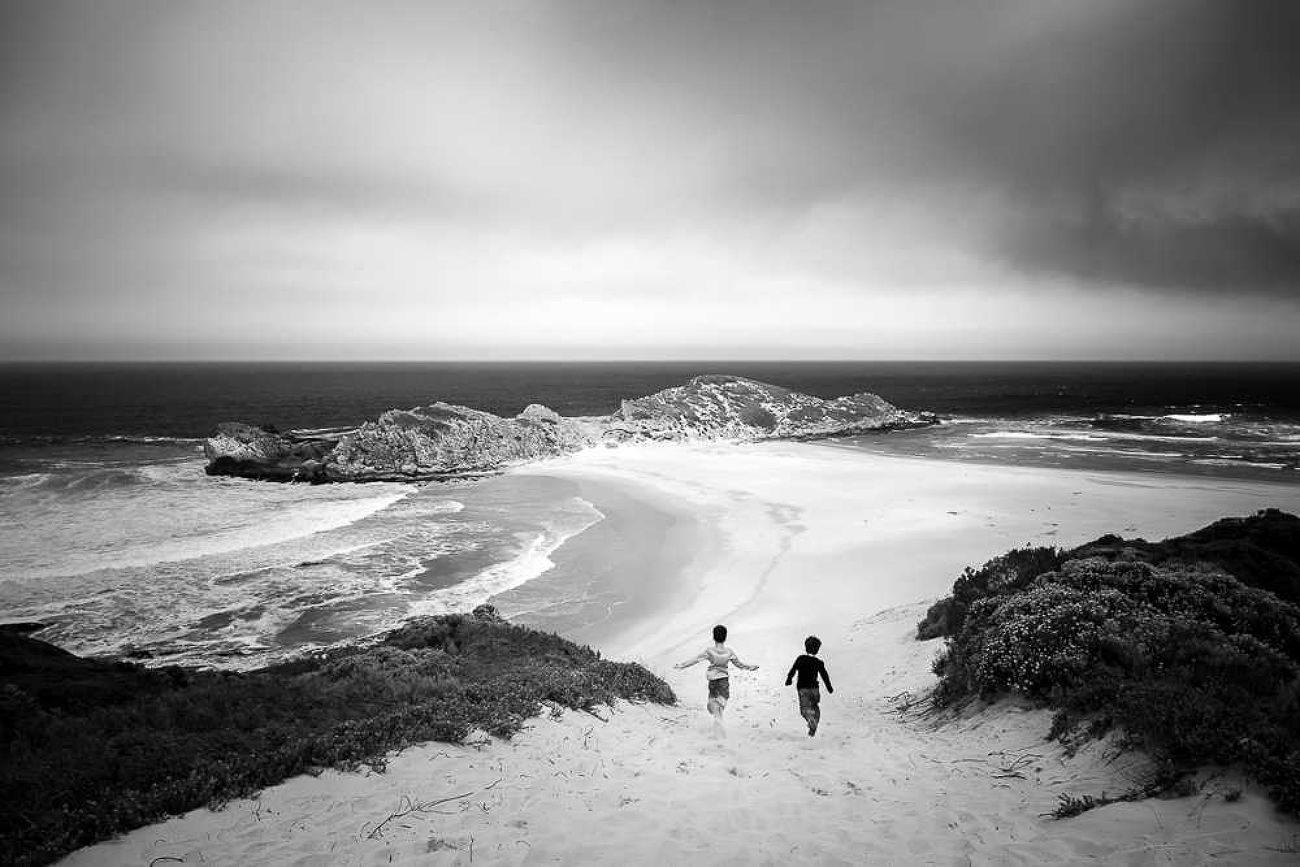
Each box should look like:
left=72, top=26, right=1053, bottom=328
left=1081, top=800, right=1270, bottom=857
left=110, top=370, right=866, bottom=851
left=926, top=511, right=1300, bottom=815
left=916, top=545, right=1065, bottom=639
left=965, top=584, right=1138, bottom=697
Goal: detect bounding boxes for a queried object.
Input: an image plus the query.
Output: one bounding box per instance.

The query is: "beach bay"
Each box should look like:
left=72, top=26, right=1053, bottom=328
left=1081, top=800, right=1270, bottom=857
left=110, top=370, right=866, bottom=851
left=59, top=441, right=1300, bottom=865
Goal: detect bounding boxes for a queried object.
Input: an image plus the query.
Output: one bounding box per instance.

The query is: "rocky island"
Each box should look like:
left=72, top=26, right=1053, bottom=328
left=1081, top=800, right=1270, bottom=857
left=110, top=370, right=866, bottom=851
left=204, top=374, right=934, bottom=482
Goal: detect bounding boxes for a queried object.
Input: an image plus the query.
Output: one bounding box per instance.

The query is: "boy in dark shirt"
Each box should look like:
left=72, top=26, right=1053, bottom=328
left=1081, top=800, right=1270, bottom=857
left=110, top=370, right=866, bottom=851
left=785, top=635, right=833, bottom=736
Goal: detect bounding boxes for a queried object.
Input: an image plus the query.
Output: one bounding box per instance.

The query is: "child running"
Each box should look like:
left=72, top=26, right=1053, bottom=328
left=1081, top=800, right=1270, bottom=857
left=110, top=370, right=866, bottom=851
left=675, top=624, right=759, bottom=737
left=785, top=635, right=833, bottom=736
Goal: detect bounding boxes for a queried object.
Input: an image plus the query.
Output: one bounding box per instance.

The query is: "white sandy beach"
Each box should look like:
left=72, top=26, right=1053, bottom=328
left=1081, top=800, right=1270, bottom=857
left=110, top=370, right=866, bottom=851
left=61, top=442, right=1300, bottom=865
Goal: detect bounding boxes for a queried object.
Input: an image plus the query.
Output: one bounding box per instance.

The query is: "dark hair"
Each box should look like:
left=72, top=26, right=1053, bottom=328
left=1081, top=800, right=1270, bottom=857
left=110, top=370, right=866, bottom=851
left=805, top=635, right=821, bottom=654
left=712, top=624, right=727, bottom=643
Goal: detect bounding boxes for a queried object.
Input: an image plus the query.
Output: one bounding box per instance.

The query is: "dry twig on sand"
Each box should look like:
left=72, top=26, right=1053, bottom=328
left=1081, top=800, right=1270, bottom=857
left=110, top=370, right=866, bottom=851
left=989, top=749, right=1041, bottom=780
left=363, top=778, right=503, bottom=840
left=887, top=689, right=940, bottom=721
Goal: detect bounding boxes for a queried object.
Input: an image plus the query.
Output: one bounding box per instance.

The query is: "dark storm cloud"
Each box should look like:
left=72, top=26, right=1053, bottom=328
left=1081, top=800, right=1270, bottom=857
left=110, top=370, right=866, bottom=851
left=915, top=0, right=1300, bottom=291
left=925, top=2, right=1299, bottom=192
left=1004, top=209, right=1300, bottom=292
left=146, top=157, right=485, bottom=219
left=0, top=2, right=483, bottom=222
left=551, top=0, right=1300, bottom=293
left=2, top=152, right=480, bottom=228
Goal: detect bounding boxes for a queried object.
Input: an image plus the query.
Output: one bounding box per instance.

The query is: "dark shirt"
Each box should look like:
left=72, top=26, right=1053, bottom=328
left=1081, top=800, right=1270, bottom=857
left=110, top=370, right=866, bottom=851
left=786, top=654, right=832, bottom=692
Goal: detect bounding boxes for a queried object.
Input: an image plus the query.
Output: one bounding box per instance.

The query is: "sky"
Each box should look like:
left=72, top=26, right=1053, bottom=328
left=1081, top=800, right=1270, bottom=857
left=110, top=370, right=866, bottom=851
left=1, top=0, right=1298, bottom=361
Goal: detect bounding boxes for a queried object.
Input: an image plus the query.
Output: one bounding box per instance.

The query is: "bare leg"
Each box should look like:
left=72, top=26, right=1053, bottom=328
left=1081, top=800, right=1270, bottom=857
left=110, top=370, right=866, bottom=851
left=708, top=697, right=727, bottom=738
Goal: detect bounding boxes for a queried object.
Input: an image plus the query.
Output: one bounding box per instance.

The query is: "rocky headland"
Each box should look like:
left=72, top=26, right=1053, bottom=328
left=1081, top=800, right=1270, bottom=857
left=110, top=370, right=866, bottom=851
left=204, top=374, right=934, bottom=482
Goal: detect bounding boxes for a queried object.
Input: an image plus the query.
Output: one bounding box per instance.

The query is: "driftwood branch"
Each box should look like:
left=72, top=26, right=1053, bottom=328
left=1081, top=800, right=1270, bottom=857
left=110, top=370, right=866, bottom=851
left=363, top=778, right=504, bottom=840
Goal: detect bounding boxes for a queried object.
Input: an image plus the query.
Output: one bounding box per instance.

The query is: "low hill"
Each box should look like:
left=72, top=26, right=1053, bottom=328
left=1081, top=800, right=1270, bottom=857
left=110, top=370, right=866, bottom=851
left=0, top=607, right=673, bottom=867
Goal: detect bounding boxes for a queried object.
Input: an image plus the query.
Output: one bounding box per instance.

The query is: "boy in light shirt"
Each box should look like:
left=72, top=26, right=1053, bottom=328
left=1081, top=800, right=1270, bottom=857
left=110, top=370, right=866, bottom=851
left=675, top=624, right=759, bottom=737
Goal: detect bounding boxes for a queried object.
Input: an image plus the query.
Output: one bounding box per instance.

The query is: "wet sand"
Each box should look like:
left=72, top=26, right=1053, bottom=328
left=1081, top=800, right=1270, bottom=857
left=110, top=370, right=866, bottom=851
left=494, top=472, right=709, bottom=651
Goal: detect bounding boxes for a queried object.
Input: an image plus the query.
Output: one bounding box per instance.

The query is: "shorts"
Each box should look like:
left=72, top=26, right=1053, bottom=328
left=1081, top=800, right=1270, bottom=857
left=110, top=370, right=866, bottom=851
left=798, top=687, right=821, bottom=715
left=707, top=677, right=730, bottom=700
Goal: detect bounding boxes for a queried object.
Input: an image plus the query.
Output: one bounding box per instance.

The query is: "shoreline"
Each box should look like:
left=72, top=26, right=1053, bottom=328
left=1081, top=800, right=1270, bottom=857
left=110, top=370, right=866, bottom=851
left=832, top=434, right=1300, bottom=487
left=55, top=440, right=1300, bottom=865
left=512, top=439, right=1300, bottom=667
left=490, top=471, right=711, bottom=654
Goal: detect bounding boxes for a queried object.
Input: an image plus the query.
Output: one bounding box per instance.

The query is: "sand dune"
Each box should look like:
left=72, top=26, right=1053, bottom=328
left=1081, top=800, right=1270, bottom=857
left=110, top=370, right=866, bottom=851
left=61, top=443, right=1300, bottom=865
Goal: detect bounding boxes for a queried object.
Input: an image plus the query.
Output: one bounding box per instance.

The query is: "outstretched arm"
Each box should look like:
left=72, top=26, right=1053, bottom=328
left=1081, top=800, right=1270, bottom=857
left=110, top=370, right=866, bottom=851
left=674, top=650, right=707, bottom=670
left=730, top=651, right=759, bottom=671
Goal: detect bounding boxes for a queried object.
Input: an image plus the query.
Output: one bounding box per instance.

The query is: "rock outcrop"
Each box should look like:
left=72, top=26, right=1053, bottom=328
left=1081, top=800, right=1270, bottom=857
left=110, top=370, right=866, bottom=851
left=205, top=375, right=933, bottom=482
left=203, top=422, right=338, bottom=482
left=324, top=402, right=598, bottom=482
left=606, top=374, right=922, bottom=441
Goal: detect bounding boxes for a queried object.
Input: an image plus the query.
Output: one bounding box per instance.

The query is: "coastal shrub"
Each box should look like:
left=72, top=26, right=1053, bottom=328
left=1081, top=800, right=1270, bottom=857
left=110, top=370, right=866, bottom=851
left=918, top=510, right=1300, bottom=642
left=1068, top=508, right=1300, bottom=605
left=0, top=613, right=674, bottom=867
left=916, top=545, right=1066, bottom=639
left=927, top=510, right=1300, bottom=816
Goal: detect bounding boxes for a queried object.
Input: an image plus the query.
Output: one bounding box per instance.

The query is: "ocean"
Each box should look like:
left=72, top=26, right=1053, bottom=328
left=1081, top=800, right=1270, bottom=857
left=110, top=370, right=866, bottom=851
left=3, top=361, right=1298, bottom=668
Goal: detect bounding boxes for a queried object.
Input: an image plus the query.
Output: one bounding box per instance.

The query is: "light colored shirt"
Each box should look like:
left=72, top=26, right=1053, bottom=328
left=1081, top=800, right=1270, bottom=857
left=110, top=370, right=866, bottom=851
left=683, top=644, right=748, bottom=680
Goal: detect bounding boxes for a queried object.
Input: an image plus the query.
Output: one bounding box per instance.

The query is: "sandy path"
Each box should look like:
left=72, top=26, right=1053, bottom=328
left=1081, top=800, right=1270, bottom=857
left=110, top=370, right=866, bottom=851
left=63, top=605, right=1296, bottom=866
left=60, top=443, right=1300, bottom=865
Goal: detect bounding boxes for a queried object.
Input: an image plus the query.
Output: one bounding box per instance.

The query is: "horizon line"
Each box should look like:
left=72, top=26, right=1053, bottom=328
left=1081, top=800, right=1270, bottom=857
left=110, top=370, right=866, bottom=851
left=3, top=358, right=1300, bottom=366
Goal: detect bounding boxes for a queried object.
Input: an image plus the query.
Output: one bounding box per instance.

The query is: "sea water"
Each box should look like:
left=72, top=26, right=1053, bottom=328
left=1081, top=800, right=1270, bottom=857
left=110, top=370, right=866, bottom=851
left=0, top=438, right=599, bottom=668
left=837, top=362, right=1300, bottom=479
left=2, top=361, right=1298, bottom=667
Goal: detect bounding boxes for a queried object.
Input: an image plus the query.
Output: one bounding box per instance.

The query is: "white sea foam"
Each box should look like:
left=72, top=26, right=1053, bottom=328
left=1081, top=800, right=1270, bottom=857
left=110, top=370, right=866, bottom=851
left=125, top=490, right=406, bottom=571
left=0, top=470, right=415, bottom=579
left=1070, top=447, right=1188, bottom=459
left=137, top=461, right=203, bottom=483
left=1093, top=431, right=1221, bottom=444
left=971, top=431, right=1109, bottom=442
left=201, top=535, right=402, bottom=587
left=409, top=497, right=603, bottom=618
left=1192, top=457, right=1285, bottom=469
left=1102, top=412, right=1227, bottom=425
left=10, top=482, right=604, bottom=667
left=1163, top=413, right=1226, bottom=424
left=102, top=435, right=206, bottom=444
left=0, top=472, right=52, bottom=489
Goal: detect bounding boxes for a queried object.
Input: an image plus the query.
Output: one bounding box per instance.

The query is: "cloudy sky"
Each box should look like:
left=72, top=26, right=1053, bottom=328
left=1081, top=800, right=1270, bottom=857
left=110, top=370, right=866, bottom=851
left=2, top=0, right=1298, bottom=361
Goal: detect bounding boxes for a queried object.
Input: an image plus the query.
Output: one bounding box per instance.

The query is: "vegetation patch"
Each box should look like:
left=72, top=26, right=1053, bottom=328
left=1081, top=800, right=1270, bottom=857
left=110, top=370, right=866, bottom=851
left=0, top=608, right=674, bottom=866
left=921, top=509, right=1300, bottom=816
